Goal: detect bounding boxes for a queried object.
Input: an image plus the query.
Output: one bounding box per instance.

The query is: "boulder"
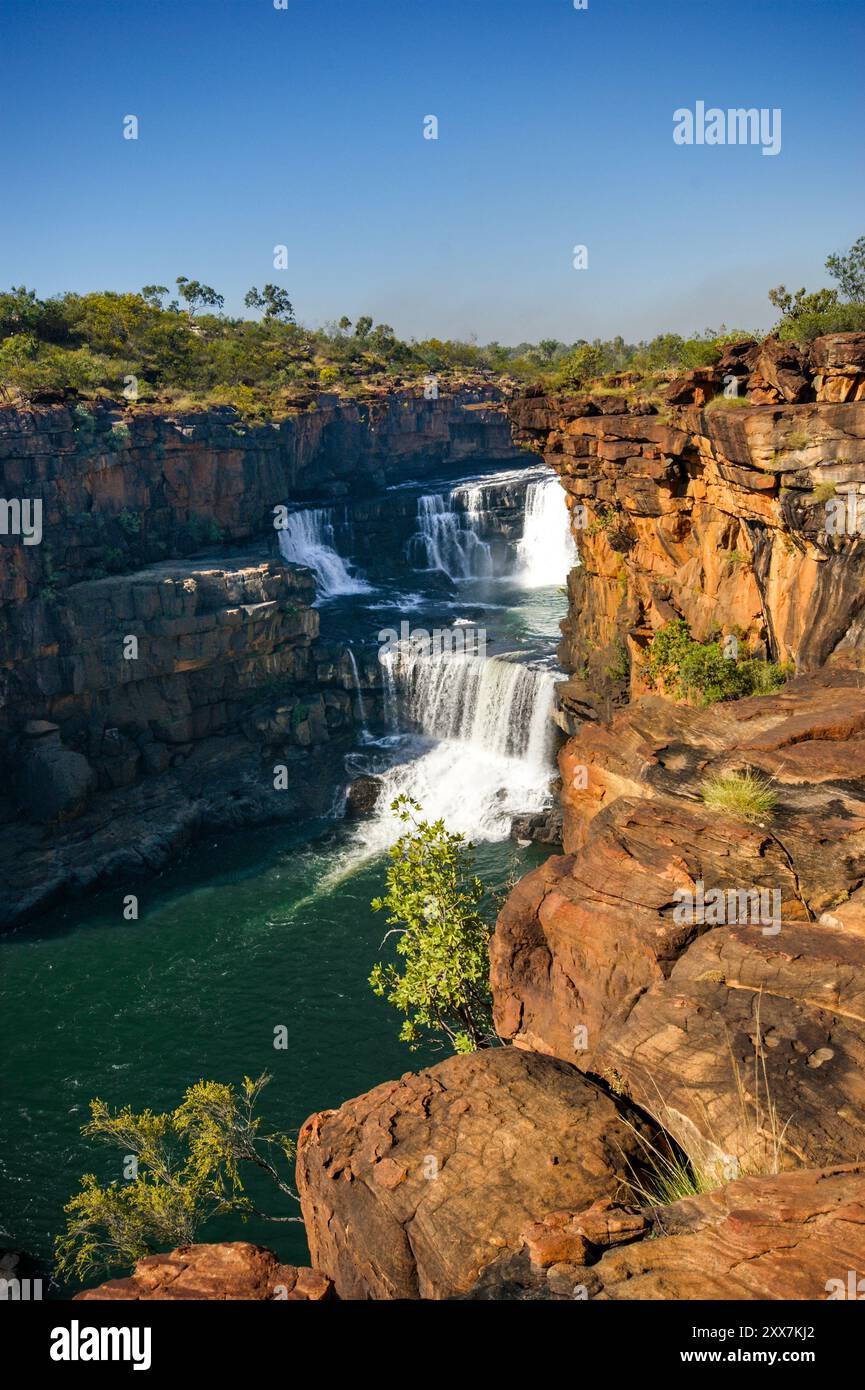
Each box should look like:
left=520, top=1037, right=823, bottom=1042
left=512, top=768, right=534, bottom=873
left=296, top=1047, right=658, bottom=1299
left=74, top=1242, right=333, bottom=1301
left=16, top=732, right=96, bottom=822
left=344, top=774, right=383, bottom=817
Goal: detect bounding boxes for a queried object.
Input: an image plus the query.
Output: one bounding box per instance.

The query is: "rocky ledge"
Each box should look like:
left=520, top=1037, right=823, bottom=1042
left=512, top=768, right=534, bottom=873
left=0, top=549, right=372, bottom=926
left=74, top=1242, right=333, bottom=1301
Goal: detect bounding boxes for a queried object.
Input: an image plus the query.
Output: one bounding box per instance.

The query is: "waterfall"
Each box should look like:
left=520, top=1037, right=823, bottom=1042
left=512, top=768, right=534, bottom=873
left=517, top=476, right=578, bottom=588
left=408, top=493, right=493, bottom=580
left=278, top=508, right=370, bottom=600
left=356, top=645, right=556, bottom=845
left=345, top=648, right=370, bottom=736
left=390, top=645, right=554, bottom=768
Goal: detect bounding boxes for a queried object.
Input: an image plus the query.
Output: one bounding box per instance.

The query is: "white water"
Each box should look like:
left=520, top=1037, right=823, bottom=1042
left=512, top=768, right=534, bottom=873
left=278, top=508, right=371, bottom=600
left=409, top=493, right=493, bottom=580
left=517, top=476, right=578, bottom=588
left=357, top=645, right=556, bottom=848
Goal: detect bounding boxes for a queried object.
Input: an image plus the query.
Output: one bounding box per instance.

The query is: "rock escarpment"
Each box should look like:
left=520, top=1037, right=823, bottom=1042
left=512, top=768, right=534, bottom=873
left=491, top=666, right=865, bottom=1173
left=509, top=333, right=865, bottom=711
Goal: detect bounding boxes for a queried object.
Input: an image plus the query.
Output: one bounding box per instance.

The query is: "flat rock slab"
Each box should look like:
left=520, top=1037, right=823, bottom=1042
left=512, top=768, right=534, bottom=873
left=468, top=1165, right=865, bottom=1301
left=296, top=1047, right=657, bottom=1300
left=75, top=1242, right=333, bottom=1301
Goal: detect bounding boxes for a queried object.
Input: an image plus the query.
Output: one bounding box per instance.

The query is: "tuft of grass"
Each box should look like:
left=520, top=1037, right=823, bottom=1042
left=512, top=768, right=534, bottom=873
left=704, top=393, right=752, bottom=411
left=700, top=769, right=777, bottom=823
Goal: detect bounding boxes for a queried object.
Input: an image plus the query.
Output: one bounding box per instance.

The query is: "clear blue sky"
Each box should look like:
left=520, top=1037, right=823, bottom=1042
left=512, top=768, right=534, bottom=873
left=1, top=0, right=863, bottom=344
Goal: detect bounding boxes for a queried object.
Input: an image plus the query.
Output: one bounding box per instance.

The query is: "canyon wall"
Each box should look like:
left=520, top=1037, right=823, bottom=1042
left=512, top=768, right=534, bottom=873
left=509, top=333, right=865, bottom=720
left=0, top=381, right=522, bottom=926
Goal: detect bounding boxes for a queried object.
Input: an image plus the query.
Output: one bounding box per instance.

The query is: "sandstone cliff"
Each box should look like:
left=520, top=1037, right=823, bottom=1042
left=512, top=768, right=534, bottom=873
left=509, top=332, right=865, bottom=713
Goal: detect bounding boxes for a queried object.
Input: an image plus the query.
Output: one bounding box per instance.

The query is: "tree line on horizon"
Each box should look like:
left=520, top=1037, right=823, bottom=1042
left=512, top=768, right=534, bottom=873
left=0, top=238, right=862, bottom=416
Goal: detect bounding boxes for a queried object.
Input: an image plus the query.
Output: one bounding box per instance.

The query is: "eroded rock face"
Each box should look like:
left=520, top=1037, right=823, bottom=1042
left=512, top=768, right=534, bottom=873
left=296, top=1047, right=657, bottom=1300
left=74, top=1242, right=333, bottom=1301
left=464, top=1165, right=865, bottom=1300
left=509, top=340, right=865, bottom=709
left=491, top=667, right=865, bottom=1173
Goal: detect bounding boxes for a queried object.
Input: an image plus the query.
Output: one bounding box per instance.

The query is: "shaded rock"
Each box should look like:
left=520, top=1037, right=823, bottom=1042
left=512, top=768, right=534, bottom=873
left=296, top=1047, right=658, bottom=1300
left=510, top=802, right=563, bottom=846
left=74, top=1242, right=333, bottom=1301
left=16, top=736, right=96, bottom=822
left=345, top=774, right=383, bottom=817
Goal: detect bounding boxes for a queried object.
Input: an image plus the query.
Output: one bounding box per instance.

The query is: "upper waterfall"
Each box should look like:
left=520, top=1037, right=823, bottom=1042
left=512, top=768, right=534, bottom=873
left=517, top=476, right=578, bottom=588
left=278, top=508, right=371, bottom=600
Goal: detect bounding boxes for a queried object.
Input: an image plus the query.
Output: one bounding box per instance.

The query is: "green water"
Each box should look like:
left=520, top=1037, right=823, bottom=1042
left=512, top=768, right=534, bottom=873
left=0, top=810, right=545, bottom=1295
left=1, top=461, right=569, bottom=1296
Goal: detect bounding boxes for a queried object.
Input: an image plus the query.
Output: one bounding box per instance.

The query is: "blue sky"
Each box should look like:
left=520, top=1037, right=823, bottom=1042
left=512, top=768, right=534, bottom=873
left=1, top=0, right=863, bottom=343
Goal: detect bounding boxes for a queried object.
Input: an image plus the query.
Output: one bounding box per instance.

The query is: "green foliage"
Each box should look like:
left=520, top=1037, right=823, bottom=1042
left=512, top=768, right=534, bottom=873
left=700, top=769, right=777, bottom=823
left=770, top=234, right=865, bottom=340
left=55, top=1074, right=300, bottom=1283
left=767, top=283, right=838, bottom=321
left=370, top=796, right=494, bottom=1053
left=648, top=619, right=790, bottom=706
left=777, top=301, right=865, bottom=343
left=825, top=234, right=865, bottom=304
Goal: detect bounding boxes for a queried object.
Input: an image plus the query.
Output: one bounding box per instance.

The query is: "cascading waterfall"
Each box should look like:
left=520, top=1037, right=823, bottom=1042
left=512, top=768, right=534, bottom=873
left=278, top=508, right=370, bottom=599
left=408, top=493, right=493, bottom=580
left=517, top=476, right=578, bottom=588
left=356, top=645, right=557, bottom=846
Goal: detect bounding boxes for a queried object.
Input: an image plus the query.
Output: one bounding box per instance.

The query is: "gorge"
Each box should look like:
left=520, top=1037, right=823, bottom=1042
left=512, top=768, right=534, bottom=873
left=4, top=334, right=865, bottom=1302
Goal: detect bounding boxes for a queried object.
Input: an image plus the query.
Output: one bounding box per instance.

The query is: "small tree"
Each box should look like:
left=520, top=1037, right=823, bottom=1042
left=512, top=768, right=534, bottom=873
left=767, top=284, right=837, bottom=320
left=370, top=796, right=494, bottom=1053
left=55, top=1074, right=301, bottom=1283
left=244, top=284, right=295, bottom=322
left=175, top=276, right=224, bottom=317
left=825, top=235, right=865, bottom=304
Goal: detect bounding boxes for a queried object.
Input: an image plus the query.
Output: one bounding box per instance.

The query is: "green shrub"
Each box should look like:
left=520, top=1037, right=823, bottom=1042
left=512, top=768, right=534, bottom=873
left=778, top=302, right=865, bottom=343
left=648, top=619, right=790, bottom=705
left=370, top=796, right=494, bottom=1053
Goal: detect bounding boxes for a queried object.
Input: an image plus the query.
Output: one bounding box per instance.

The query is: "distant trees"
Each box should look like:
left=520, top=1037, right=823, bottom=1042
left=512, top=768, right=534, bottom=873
left=175, top=276, right=224, bottom=316
left=825, top=235, right=865, bottom=304
left=768, top=234, right=865, bottom=340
